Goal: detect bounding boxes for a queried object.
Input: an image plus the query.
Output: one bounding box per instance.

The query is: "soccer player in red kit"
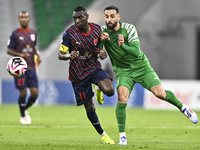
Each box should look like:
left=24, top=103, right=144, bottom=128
left=58, top=6, right=115, bottom=144
left=7, top=11, right=41, bottom=124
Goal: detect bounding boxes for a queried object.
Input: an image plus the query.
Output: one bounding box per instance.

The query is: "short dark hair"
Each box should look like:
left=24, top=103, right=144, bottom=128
left=18, top=11, right=29, bottom=17
left=74, top=6, right=87, bottom=13
left=104, top=5, right=119, bottom=13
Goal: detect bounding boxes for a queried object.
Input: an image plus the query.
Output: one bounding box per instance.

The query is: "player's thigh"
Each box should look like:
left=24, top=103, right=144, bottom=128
left=97, top=78, right=114, bottom=96
left=116, top=72, right=135, bottom=96
left=91, top=68, right=111, bottom=85
left=140, top=71, right=161, bottom=90
left=91, top=68, right=114, bottom=95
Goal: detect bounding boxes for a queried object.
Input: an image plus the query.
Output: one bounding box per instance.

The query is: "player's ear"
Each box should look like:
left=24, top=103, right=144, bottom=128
left=118, top=14, right=121, bottom=21
left=86, top=14, right=89, bottom=20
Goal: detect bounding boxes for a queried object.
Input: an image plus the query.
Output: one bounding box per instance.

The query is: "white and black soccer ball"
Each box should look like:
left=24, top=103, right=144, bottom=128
left=7, top=57, right=27, bottom=77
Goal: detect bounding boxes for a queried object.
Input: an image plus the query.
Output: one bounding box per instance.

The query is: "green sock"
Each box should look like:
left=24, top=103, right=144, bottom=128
left=116, top=102, right=127, bottom=132
left=164, top=90, right=183, bottom=110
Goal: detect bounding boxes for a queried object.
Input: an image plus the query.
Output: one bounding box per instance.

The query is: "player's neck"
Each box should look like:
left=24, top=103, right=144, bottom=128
left=20, top=26, right=29, bottom=31
left=79, top=24, right=91, bottom=33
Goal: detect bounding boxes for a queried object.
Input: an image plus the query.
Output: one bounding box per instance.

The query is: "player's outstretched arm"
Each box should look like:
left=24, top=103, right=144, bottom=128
left=58, top=51, right=79, bottom=60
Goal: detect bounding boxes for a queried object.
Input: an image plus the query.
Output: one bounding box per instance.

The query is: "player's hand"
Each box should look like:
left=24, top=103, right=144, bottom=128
left=97, top=49, right=107, bottom=60
left=37, top=54, right=42, bottom=65
left=100, top=32, right=110, bottom=41
left=118, top=34, right=124, bottom=48
left=70, top=51, right=79, bottom=59
left=21, top=53, right=30, bottom=58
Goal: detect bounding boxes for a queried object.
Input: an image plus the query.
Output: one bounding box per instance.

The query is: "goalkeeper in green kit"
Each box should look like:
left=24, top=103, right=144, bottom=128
left=100, top=5, right=198, bottom=145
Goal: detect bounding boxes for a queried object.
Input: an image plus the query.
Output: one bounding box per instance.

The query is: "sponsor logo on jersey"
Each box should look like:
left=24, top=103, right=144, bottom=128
left=22, top=44, right=33, bottom=53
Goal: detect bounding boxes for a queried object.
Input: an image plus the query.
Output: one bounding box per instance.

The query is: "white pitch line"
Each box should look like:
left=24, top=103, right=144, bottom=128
left=0, top=125, right=199, bottom=129
left=0, top=125, right=89, bottom=128
left=128, top=126, right=200, bottom=129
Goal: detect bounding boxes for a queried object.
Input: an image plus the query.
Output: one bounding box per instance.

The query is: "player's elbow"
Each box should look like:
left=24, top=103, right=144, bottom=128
left=58, top=52, right=64, bottom=60
left=134, top=51, right=140, bottom=58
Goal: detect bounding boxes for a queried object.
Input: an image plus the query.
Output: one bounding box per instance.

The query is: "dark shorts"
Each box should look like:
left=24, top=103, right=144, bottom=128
left=72, top=68, right=110, bottom=106
left=14, top=70, right=38, bottom=90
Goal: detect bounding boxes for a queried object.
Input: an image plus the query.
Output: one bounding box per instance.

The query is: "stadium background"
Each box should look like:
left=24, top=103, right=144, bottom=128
left=0, top=0, right=200, bottom=110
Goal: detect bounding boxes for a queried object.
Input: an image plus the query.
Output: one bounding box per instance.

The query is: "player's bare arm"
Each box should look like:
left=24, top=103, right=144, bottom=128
left=58, top=51, right=79, bottom=60
left=7, top=48, right=30, bottom=58
left=100, top=32, right=110, bottom=41
left=118, top=34, right=124, bottom=48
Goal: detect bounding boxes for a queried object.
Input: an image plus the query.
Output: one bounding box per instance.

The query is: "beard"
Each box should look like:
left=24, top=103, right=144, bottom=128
left=106, top=21, right=117, bottom=30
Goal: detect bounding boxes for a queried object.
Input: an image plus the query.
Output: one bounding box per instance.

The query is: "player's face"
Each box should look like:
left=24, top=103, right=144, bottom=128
left=73, top=11, right=88, bottom=30
left=104, top=9, right=120, bottom=31
left=18, top=12, right=30, bottom=29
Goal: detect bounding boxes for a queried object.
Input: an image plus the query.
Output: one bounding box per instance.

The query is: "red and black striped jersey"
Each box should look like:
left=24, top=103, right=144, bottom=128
left=7, top=28, right=37, bottom=71
left=61, top=23, right=102, bottom=83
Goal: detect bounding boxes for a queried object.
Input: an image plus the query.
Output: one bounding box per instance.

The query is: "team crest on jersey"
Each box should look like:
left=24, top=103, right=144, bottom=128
left=30, top=34, right=35, bottom=41
left=93, top=38, right=98, bottom=46
left=26, top=44, right=30, bottom=49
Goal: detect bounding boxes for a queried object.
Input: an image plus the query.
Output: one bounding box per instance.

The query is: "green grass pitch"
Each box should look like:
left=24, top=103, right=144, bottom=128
left=0, top=105, right=199, bottom=150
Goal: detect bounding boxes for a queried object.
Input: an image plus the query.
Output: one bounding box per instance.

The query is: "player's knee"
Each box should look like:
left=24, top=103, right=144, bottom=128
left=155, top=92, right=166, bottom=100
left=104, top=87, right=114, bottom=97
left=84, top=100, right=95, bottom=112
left=31, top=93, right=38, bottom=99
left=19, top=89, right=27, bottom=98
left=118, top=95, right=128, bottom=103
left=85, top=104, right=95, bottom=112
left=30, top=96, right=37, bottom=103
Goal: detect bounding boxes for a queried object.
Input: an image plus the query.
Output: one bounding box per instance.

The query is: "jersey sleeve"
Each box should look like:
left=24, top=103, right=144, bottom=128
left=121, top=23, right=140, bottom=57
left=59, top=30, right=71, bottom=53
left=127, top=24, right=139, bottom=44
left=7, top=32, right=16, bottom=49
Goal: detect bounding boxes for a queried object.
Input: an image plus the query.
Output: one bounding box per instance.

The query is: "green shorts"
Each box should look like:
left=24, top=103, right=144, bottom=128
left=115, top=68, right=161, bottom=94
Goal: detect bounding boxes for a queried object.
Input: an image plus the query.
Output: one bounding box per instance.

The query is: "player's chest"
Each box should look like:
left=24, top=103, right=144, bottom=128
left=108, top=30, right=128, bottom=43
left=72, top=34, right=98, bottom=49
left=16, top=33, right=36, bottom=44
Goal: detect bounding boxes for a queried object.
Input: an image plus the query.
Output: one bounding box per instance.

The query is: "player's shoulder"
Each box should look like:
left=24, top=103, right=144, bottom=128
left=121, top=22, right=136, bottom=30
left=29, top=28, right=37, bottom=33
left=89, top=22, right=101, bottom=32
left=66, top=25, right=77, bottom=33
left=101, top=25, right=107, bottom=31
left=12, top=28, right=20, bottom=34
left=62, top=25, right=75, bottom=38
left=90, top=22, right=101, bottom=28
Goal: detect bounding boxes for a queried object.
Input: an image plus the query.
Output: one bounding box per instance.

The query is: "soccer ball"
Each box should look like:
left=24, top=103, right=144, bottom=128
left=7, top=57, right=27, bottom=77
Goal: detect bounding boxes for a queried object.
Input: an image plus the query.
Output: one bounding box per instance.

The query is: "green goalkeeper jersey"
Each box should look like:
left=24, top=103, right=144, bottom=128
left=101, top=22, right=153, bottom=76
